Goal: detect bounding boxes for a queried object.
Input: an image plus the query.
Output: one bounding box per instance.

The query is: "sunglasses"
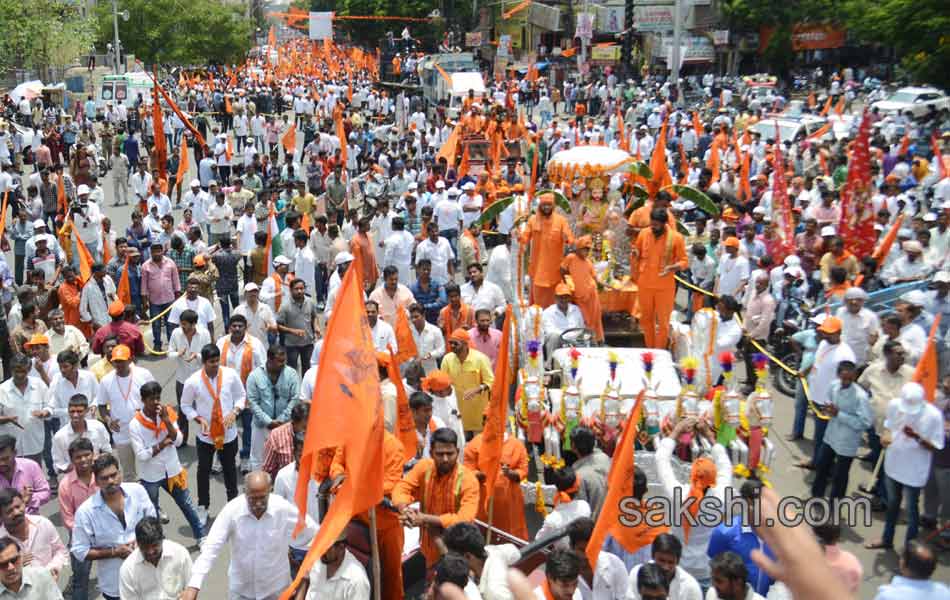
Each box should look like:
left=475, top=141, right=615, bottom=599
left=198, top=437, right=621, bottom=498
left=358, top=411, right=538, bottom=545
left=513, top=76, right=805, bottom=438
left=0, top=554, right=20, bottom=569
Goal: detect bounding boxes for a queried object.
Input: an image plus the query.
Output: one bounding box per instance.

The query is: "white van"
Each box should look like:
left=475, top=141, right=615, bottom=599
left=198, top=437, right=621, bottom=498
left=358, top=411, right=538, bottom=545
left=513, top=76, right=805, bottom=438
left=97, top=72, right=154, bottom=109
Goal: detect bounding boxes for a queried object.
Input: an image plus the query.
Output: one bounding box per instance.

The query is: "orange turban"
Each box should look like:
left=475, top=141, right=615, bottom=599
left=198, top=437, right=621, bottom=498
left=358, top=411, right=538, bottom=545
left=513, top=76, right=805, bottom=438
left=449, top=329, right=470, bottom=344
left=108, top=300, right=125, bottom=317
left=555, top=283, right=573, bottom=297
left=422, top=370, right=453, bottom=393
left=683, top=457, right=717, bottom=542
left=576, top=235, right=593, bottom=249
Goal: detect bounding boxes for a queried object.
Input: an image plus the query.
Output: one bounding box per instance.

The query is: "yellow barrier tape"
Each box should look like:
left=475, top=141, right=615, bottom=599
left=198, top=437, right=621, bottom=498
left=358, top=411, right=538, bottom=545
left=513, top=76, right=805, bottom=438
left=136, top=293, right=186, bottom=356
left=673, top=274, right=829, bottom=421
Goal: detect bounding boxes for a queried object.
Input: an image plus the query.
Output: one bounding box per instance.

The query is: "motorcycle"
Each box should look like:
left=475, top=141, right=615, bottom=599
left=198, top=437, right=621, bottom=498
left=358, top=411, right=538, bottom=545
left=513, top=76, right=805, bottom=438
left=768, top=294, right=811, bottom=397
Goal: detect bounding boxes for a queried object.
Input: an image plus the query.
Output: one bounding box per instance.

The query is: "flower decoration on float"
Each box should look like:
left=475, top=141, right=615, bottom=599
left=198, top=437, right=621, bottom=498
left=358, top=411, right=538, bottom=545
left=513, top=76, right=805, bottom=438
left=569, top=346, right=581, bottom=382
left=752, top=353, right=768, bottom=392
left=641, top=351, right=654, bottom=384
left=527, top=339, right=541, bottom=369
left=718, top=351, right=735, bottom=384
left=607, top=350, right=619, bottom=382
left=680, top=356, right=698, bottom=391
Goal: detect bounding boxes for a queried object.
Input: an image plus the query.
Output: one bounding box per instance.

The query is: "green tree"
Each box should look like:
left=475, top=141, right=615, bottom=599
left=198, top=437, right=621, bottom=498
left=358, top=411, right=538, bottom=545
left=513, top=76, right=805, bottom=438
left=95, top=0, right=254, bottom=66
left=843, top=0, right=950, bottom=87
left=0, top=0, right=96, bottom=80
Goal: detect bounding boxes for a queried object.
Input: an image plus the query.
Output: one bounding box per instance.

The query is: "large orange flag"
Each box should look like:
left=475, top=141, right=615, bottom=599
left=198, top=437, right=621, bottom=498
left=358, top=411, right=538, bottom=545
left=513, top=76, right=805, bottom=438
left=436, top=124, right=462, bottom=168
left=477, top=306, right=514, bottom=512
left=616, top=109, right=628, bottom=152
left=387, top=346, right=418, bottom=463
left=819, top=96, right=833, bottom=117
left=282, top=124, right=297, bottom=157
left=282, top=256, right=384, bottom=599
left=0, top=191, right=8, bottom=242
left=334, top=108, right=348, bottom=167
left=394, top=308, right=418, bottom=364
left=707, top=138, right=721, bottom=186
left=56, top=172, right=67, bottom=214
left=692, top=112, right=703, bottom=138
left=587, top=391, right=667, bottom=568
left=176, top=140, right=189, bottom=187
left=152, top=86, right=167, bottom=181
left=914, top=314, right=942, bottom=403
left=872, top=213, right=905, bottom=264
left=897, top=133, right=911, bottom=157
left=458, top=144, right=471, bottom=179
left=117, top=256, right=131, bottom=304
left=71, top=223, right=94, bottom=284
left=648, top=118, right=672, bottom=198
left=145, top=70, right=206, bottom=148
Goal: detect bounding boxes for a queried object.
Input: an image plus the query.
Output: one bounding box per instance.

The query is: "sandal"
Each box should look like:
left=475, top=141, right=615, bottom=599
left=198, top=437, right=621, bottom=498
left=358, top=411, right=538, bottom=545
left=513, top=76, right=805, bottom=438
left=864, top=540, right=893, bottom=550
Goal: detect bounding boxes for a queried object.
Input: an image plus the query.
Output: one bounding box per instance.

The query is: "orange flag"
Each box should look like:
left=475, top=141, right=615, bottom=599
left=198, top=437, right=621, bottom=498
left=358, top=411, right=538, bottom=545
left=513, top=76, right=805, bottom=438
left=678, top=143, right=688, bottom=184
left=437, top=124, right=462, bottom=168
left=477, top=306, right=514, bottom=512
left=176, top=140, right=189, bottom=187
left=0, top=191, right=8, bottom=242
left=807, top=123, right=832, bottom=141
left=71, top=223, right=94, bottom=284
left=117, top=256, right=131, bottom=304
left=458, top=144, right=471, bottom=179
left=281, top=124, right=297, bottom=157
left=834, top=96, right=845, bottom=116
left=282, top=256, right=384, bottom=599
left=913, top=314, right=942, bottom=403
left=692, top=111, right=703, bottom=138
left=225, top=136, right=233, bottom=162
left=394, top=308, right=418, bottom=364
left=587, top=391, right=667, bottom=568
left=648, top=117, right=672, bottom=198
left=102, top=224, right=112, bottom=265
left=616, top=109, right=628, bottom=152
left=147, top=71, right=206, bottom=148
left=739, top=150, right=752, bottom=201
left=872, top=213, right=905, bottom=264
left=152, top=87, right=167, bottom=182
left=56, top=172, right=67, bottom=214
left=387, top=346, right=418, bottom=463
left=268, top=25, right=276, bottom=48
left=898, top=133, right=911, bottom=157
left=819, top=96, right=833, bottom=117
left=334, top=109, right=348, bottom=168
left=807, top=92, right=816, bottom=108
left=707, top=138, right=721, bottom=185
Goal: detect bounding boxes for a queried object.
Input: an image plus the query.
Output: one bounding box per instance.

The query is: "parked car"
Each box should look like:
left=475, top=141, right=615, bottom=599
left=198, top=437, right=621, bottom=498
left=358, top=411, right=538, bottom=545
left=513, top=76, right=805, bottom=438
left=871, top=86, right=949, bottom=118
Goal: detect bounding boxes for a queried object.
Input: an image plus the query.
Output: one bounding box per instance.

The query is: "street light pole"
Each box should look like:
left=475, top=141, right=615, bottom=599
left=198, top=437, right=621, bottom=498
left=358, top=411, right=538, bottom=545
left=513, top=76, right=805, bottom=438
left=112, top=0, right=122, bottom=73
left=671, top=0, right=682, bottom=101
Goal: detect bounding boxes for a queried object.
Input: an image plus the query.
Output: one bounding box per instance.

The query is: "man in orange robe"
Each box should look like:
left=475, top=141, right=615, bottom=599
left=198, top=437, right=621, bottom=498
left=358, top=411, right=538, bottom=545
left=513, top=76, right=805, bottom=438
left=393, top=427, right=480, bottom=567
left=632, top=208, right=687, bottom=350
left=626, top=191, right=676, bottom=240
left=58, top=266, right=92, bottom=338
left=350, top=215, right=379, bottom=292
left=523, top=193, right=573, bottom=309
left=463, top=424, right=529, bottom=540
left=560, top=236, right=604, bottom=343
left=330, top=430, right=406, bottom=600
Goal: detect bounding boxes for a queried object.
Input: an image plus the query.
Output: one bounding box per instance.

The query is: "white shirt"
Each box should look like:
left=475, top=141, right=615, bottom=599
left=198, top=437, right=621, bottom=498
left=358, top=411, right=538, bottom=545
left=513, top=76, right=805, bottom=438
left=167, top=327, right=212, bottom=384
left=300, top=366, right=319, bottom=402
left=119, top=539, right=193, bottom=600
left=541, top=304, right=586, bottom=339
left=383, top=231, right=416, bottom=284
left=535, top=586, right=583, bottom=600
left=576, top=551, right=628, bottom=600
left=188, top=494, right=318, bottom=597
left=0, top=377, right=53, bottom=456
left=180, top=367, right=247, bottom=446
left=47, top=369, right=100, bottom=420
left=79, top=274, right=117, bottom=328
left=207, top=202, right=233, bottom=235
left=807, top=341, right=856, bottom=407
left=147, top=194, right=173, bottom=218
left=486, top=245, right=514, bottom=304
left=261, top=274, right=292, bottom=312
left=627, top=564, right=702, bottom=600
left=883, top=399, right=945, bottom=487
left=435, top=198, right=463, bottom=231
left=371, top=319, right=398, bottom=353
left=534, top=499, right=592, bottom=548
left=216, top=334, right=267, bottom=376
left=274, top=461, right=321, bottom=524
left=167, top=295, right=216, bottom=329
left=897, top=322, right=928, bottom=365
left=294, top=245, right=318, bottom=297
left=129, top=409, right=185, bottom=483
left=185, top=190, right=211, bottom=224
left=236, top=214, right=258, bottom=254
left=305, top=549, right=371, bottom=600
left=97, top=366, right=156, bottom=445
left=233, top=302, right=277, bottom=350
left=411, top=322, right=446, bottom=373
left=477, top=544, right=521, bottom=600
left=415, top=237, right=454, bottom=284
left=716, top=254, right=750, bottom=298
left=51, top=419, right=112, bottom=473
left=460, top=280, right=507, bottom=315
left=834, top=307, right=880, bottom=366
left=460, top=193, right=484, bottom=227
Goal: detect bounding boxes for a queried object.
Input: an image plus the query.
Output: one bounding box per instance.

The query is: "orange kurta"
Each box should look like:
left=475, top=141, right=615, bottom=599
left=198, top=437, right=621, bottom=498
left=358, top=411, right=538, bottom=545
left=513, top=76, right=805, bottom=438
left=523, top=211, right=573, bottom=308
left=560, top=253, right=604, bottom=342
left=627, top=204, right=677, bottom=235
left=350, top=233, right=379, bottom=289
left=331, top=433, right=406, bottom=600
left=392, top=458, right=480, bottom=566
left=59, top=280, right=91, bottom=338
left=439, top=303, right=475, bottom=339
left=633, top=227, right=687, bottom=350
left=463, top=434, right=529, bottom=540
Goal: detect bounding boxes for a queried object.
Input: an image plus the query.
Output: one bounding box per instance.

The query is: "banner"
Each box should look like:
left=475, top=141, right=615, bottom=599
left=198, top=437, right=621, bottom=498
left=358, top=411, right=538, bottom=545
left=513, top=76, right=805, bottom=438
left=592, top=46, right=622, bottom=61
left=654, top=35, right=714, bottom=63
left=634, top=5, right=674, bottom=32
left=712, top=30, right=730, bottom=45
left=576, top=13, right=595, bottom=40
left=759, top=24, right=846, bottom=52
left=309, top=12, right=333, bottom=40
left=596, top=5, right=626, bottom=33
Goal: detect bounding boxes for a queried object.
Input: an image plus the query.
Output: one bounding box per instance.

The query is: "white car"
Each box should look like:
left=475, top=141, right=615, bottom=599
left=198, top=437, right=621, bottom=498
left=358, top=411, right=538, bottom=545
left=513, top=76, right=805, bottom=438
left=871, top=86, right=949, bottom=118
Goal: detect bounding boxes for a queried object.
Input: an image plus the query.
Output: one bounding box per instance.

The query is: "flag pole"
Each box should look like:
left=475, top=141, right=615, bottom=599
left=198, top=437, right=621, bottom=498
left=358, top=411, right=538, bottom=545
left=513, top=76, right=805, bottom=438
left=485, top=496, right=495, bottom=544
left=863, top=451, right=884, bottom=492
left=368, top=507, right=382, bottom=600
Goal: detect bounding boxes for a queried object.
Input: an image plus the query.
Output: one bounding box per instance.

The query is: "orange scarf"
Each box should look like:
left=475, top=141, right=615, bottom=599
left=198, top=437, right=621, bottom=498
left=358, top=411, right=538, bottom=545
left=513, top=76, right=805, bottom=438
left=201, top=368, right=226, bottom=450
left=271, top=273, right=285, bottom=311
left=221, top=337, right=254, bottom=384
left=683, top=457, right=716, bottom=542
left=541, top=579, right=557, bottom=600
left=134, top=406, right=179, bottom=433
left=554, top=474, right=582, bottom=506
left=443, top=304, right=473, bottom=339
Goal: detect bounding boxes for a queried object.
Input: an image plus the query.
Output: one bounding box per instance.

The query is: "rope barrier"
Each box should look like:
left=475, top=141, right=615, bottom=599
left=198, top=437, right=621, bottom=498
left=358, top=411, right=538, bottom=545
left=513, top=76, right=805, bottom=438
left=135, top=292, right=187, bottom=356
left=673, top=274, right=829, bottom=421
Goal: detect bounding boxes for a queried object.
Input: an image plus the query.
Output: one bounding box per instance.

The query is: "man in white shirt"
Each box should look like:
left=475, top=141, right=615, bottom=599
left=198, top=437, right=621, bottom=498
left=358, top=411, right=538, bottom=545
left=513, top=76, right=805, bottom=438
left=0, top=353, right=50, bottom=466
left=459, top=182, right=483, bottom=228
left=409, top=303, right=445, bottom=373
left=184, top=180, right=210, bottom=227
left=416, top=222, right=455, bottom=285
left=541, top=284, right=586, bottom=359
left=129, top=162, right=152, bottom=208
left=146, top=182, right=172, bottom=218
left=79, top=263, right=117, bottom=330
left=273, top=430, right=320, bottom=524
left=234, top=283, right=278, bottom=350
left=167, top=278, right=217, bottom=338
left=626, top=534, right=702, bottom=600
left=167, top=310, right=212, bottom=446
left=835, top=287, right=879, bottom=367
left=435, top=188, right=463, bottom=256
left=566, top=517, right=629, bottom=600
left=261, top=256, right=294, bottom=313
left=47, top=350, right=99, bottom=422
left=180, top=471, right=318, bottom=600
left=206, top=192, right=234, bottom=245
left=367, top=300, right=398, bottom=353
left=460, top=264, right=506, bottom=318
left=96, top=344, right=155, bottom=482
left=442, top=521, right=520, bottom=600
left=292, top=229, right=318, bottom=299
left=715, top=237, right=750, bottom=298
left=302, top=528, right=372, bottom=600
left=119, top=516, right=193, bottom=600
left=51, top=394, right=111, bottom=474
left=129, top=382, right=206, bottom=542
left=535, top=467, right=592, bottom=547
left=180, top=344, right=247, bottom=523
left=533, top=548, right=584, bottom=600
left=383, top=217, right=416, bottom=285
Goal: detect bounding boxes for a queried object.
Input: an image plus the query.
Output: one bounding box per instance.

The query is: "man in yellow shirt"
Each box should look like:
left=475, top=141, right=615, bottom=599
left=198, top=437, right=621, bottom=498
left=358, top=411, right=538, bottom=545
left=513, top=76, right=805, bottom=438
left=440, top=329, right=494, bottom=437
left=290, top=181, right=320, bottom=224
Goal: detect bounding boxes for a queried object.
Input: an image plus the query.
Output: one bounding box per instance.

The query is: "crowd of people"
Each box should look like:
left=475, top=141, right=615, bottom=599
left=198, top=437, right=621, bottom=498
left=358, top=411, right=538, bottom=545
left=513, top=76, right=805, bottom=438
left=0, top=36, right=947, bottom=600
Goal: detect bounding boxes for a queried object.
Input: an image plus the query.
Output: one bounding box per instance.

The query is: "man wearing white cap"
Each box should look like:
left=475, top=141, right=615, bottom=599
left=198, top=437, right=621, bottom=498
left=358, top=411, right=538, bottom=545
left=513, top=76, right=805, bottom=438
left=882, top=240, right=931, bottom=286
left=834, top=287, right=879, bottom=367
left=72, top=186, right=103, bottom=263
left=261, top=256, right=293, bottom=313
left=233, top=283, right=278, bottom=349
left=459, top=182, right=483, bottom=229
left=184, top=180, right=210, bottom=230
left=866, top=382, right=945, bottom=551
left=434, top=186, right=463, bottom=258
left=24, top=220, right=65, bottom=264
left=325, top=252, right=364, bottom=321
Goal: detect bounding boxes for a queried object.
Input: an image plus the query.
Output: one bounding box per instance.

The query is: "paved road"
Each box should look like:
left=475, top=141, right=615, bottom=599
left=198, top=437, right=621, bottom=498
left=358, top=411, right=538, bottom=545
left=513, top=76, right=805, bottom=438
left=22, top=142, right=949, bottom=598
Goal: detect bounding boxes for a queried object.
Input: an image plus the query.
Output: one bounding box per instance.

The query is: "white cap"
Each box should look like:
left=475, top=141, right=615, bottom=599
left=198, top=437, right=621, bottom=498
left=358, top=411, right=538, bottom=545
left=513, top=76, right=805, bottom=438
left=243, top=282, right=260, bottom=292
left=190, top=179, right=201, bottom=188
left=900, top=289, right=927, bottom=306
left=447, top=187, right=461, bottom=197
left=408, top=182, right=418, bottom=190
left=76, top=184, right=90, bottom=196
left=435, top=180, right=445, bottom=189
left=874, top=223, right=884, bottom=232
left=844, top=287, right=868, bottom=301
left=208, top=180, right=218, bottom=187
left=752, top=206, right=767, bottom=215
left=462, top=182, right=476, bottom=191
left=783, top=266, right=805, bottom=279
left=783, top=255, right=801, bottom=267
left=924, top=212, right=938, bottom=222
left=334, top=251, right=354, bottom=266
left=897, top=228, right=913, bottom=238
left=32, top=219, right=46, bottom=229
left=902, top=240, right=923, bottom=253
left=899, top=382, right=925, bottom=415
left=934, top=271, right=950, bottom=283
left=682, top=201, right=695, bottom=210
left=820, top=225, right=836, bottom=236
left=273, top=255, right=293, bottom=266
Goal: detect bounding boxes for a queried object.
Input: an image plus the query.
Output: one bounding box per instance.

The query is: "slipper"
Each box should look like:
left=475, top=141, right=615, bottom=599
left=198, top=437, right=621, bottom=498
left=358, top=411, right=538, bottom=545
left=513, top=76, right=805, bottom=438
left=864, top=540, right=893, bottom=550
left=795, top=460, right=814, bottom=469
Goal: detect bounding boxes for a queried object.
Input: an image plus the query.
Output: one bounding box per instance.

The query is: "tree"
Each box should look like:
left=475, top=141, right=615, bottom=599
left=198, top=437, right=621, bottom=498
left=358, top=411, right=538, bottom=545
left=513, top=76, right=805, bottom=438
left=0, top=0, right=96, bottom=80
left=95, top=0, right=254, bottom=67
left=843, top=0, right=950, bottom=88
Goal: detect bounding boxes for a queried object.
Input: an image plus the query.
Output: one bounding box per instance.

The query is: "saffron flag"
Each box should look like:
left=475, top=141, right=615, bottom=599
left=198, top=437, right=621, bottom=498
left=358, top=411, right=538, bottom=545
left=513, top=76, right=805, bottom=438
left=57, top=172, right=67, bottom=214
left=0, top=191, right=8, bottom=241
left=146, top=71, right=207, bottom=148
left=282, top=254, right=384, bottom=600
left=587, top=391, right=667, bottom=567
left=932, top=132, right=946, bottom=180
left=898, top=133, right=911, bottom=157
left=334, top=108, right=348, bottom=168
left=117, top=256, right=131, bottom=304
left=616, top=109, right=628, bottom=152
left=282, top=124, right=297, bottom=157
left=771, top=124, right=795, bottom=263
left=151, top=88, right=167, bottom=182
left=838, top=111, right=875, bottom=258
left=806, top=123, right=831, bottom=140
left=648, top=117, right=672, bottom=198
left=176, top=140, right=189, bottom=187
left=834, top=96, right=846, bottom=116
left=387, top=346, right=418, bottom=463
left=72, top=224, right=94, bottom=284
left=872, top=213, right=905, bottom=265
left=458, top=144, right=471, bottom=179
left=436, top=124, right=461, bottom=168
left=394, top=308, right=418, bottom=365
left=819, top=96, right=833, bottom=117
left=914, top=315, right=942, bottom=403
left=692, top=111, right=703, bottom=138
left=478, top=306, right=514, bottom=512
left=225, top=137, right=233, bottom=162
left=102, top=224, right=112, bottom=265
left=807, top=92, right=816, bottom=108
